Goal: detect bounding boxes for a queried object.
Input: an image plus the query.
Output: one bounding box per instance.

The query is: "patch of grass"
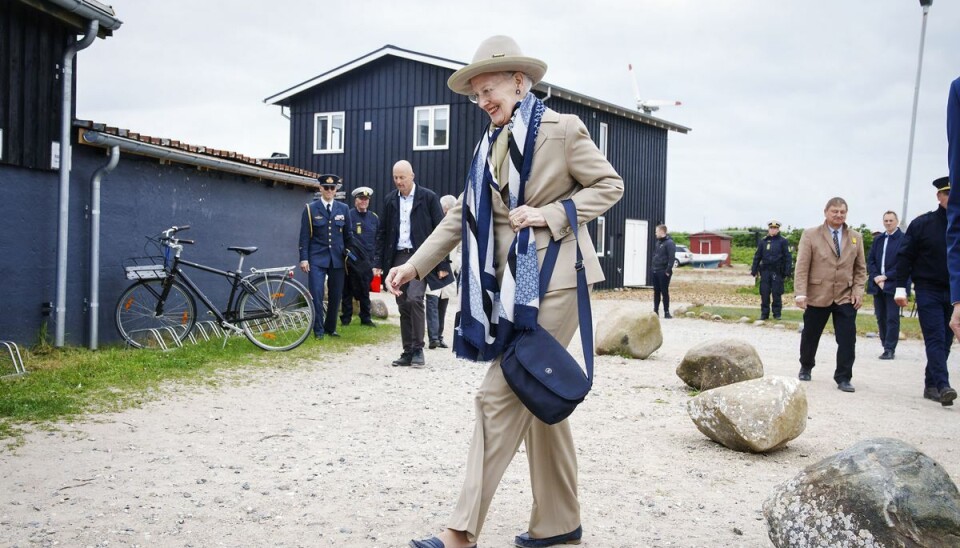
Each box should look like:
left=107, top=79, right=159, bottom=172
left=0, top=322, right=398, bottom=440
left=684, top=305, right=921, bottom=339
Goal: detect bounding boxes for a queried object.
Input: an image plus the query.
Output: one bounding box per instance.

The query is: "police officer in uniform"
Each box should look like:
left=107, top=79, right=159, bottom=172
left=299, top=174, right=354, bottom=339
left=751, top=220, right=792, bottom=320
left=895, top=177, right=958, bottom=406
left=340, top=186, right=379, bottom=327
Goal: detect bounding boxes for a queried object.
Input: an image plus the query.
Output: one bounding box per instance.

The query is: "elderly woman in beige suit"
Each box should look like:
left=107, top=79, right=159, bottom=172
left=385, top=36, right=623, bottom=548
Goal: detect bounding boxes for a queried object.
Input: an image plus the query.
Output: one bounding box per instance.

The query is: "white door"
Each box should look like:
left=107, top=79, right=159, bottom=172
left=623, top=219, right=648, bottom=286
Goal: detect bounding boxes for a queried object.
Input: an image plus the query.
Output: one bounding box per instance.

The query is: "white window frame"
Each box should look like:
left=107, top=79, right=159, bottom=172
left=313, top=111, right=345, bottom=154
left=595, top=216, right=606, bottom=256
left=412, top=105, right=450, bottom=151
left=598, top=122, right=608, bottom=158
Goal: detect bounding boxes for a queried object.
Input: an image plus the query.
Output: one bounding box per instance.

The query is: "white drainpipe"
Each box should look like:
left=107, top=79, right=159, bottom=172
left=88, top=145, right=119, bottom=350
left=54, top=19, right=99, bottom=347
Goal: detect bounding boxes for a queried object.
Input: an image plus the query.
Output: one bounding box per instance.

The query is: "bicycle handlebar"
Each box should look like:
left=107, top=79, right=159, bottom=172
left=179, top=239, right=195, bottom=245
left=161, top=225, right=191, bottom=239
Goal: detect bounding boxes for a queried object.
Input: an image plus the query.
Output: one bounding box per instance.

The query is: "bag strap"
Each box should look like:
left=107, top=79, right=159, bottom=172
left=537, top=199, right=594, bottom=383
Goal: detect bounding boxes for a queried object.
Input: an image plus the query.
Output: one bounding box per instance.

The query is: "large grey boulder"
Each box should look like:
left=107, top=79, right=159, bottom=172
left=676, top=339, right=764, bottom=390
left=686, top=376, right=807, bottom=453
left=370, top=298, right=389, bottom=319
left=595, top=310, right=662, bottom=359
left=763, top=437, right=960, bottom=547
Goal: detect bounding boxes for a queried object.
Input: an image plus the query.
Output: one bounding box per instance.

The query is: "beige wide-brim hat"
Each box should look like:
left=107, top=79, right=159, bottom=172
left=447, top=35, right=547, bottom=95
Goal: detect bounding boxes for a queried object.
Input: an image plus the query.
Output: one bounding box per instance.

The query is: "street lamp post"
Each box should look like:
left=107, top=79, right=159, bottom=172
left=901, top=0, right=934, bottom=223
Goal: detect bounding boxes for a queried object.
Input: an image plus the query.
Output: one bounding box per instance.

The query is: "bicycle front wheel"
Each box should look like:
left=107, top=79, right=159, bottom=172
left=238, top=275, right=314, bottom=351
left=115, top=279, right=197, bottom=349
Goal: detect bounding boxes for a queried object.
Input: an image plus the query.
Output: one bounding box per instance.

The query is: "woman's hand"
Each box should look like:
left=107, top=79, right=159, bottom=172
left=509, top=205, right=546, bottom=232
left=385, top=263, right=418, bottom=296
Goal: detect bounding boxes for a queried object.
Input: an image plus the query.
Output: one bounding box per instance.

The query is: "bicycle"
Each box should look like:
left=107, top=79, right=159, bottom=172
left=115, top=225, right=314, bottom=351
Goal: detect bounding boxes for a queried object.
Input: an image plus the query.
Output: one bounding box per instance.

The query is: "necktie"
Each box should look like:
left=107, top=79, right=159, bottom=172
left=833, top=230, right=841, bottom=257
left=326, top=204, right=332, bottom=215
left=881, top=236, right=889, bottom=275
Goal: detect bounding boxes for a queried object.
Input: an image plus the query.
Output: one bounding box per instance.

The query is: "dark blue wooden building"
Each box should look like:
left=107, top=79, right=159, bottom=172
left=265, top=45, right=690, bottom=289
left=0, top=1, right=321, bottom=348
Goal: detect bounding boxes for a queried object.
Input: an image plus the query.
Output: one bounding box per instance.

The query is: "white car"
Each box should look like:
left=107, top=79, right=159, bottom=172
left=675, top=244, right=693, bottom=267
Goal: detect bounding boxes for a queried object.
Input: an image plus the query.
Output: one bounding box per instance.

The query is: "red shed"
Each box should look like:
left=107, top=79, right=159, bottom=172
left=688, top=231, right=733, bottom=267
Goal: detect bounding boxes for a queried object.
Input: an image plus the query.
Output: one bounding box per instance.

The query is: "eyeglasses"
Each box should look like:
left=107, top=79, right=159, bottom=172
left=468, top=77, right=510, bottom=104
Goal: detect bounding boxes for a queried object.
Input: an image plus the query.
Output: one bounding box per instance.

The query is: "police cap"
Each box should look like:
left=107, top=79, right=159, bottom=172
left=933, top=176, right=950, bottom=192
left=317, top=174, right=342, bottom=189
left=767, top=220, right=781, bottom=228
left=351, top=186, right=374, bottom=198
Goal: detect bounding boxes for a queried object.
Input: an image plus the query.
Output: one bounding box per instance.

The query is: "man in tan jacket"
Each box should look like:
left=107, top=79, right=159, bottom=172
left=793, top=197, right=868, bottom=392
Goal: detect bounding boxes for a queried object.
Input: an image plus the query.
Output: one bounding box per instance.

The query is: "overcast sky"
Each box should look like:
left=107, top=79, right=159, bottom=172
left=78, top=1, right=960, bottom=232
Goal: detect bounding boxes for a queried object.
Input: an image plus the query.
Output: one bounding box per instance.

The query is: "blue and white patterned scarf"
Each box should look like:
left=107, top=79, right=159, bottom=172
left=454, top=92, right=545, bottom=362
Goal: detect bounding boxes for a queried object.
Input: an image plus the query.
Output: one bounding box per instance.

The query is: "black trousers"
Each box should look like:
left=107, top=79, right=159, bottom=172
left=340, top=269, right=373, bottom=324
left=872, top=291, right=900, bottom=352
left=799, top=302, right=857, bottom=383
left=759, top=270, right=785, bottom=319
left=652, top=270, right=671, bottom=314
left=392, top=251, right=426, bottom=352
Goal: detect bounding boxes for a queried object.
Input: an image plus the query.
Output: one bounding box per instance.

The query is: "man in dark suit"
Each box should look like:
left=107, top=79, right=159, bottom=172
left=299, top=174, right=353, bottom=340
left=793, top=197, right=867, bottom=393
left=866, top=211, right=903, bottom=360
left=945, top=77, right=960, bottom=343
left=375, top=160, right=444, bottom=366
left=895, top=178, right=957, bottom=406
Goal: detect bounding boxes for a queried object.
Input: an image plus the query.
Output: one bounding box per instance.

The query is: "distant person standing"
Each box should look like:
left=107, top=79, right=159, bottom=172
left=895, top=178, right=957, bottom=406
left=425, top=195, right=458, bottom=349
left=299, top=174, right=353, bottom=340
left=340, top=186, right=379, bottom=327
left=375, top=160, right=444, bottom=367
left=750, top=220, right=792, bottom=320
left=866, top=211, right=903, bottom=360
left=651, top=225, right=676, bottom=319
left=793, top=197, right=867, bottom=393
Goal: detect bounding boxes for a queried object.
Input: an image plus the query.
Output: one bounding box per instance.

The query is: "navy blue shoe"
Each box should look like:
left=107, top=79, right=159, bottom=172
left=515, top=526, right=582, bottom=547
left=409, top=536, right=476, bottom=548
left=409, top=537, right=444, bottom=548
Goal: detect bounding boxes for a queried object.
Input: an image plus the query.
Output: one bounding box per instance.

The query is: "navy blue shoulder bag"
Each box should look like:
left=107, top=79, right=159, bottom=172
left=500, top=199, right=594, bottom=425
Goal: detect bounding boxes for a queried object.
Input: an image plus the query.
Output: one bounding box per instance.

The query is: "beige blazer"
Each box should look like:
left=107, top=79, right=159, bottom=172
left=793, top=223, right=867, bottom=307
left=408, top=108, right=624, bottom=293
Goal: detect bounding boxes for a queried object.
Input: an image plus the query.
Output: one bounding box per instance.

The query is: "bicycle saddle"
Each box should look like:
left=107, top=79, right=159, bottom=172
left=228, top=246, right=258, bottom=255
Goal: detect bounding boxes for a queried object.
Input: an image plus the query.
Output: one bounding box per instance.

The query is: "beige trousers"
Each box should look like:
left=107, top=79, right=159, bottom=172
left=448, top=288, right=584, bottom=543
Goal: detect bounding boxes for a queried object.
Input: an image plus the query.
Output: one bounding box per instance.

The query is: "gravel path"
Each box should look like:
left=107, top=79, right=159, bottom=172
left=1, top=291, right=958, bottom=547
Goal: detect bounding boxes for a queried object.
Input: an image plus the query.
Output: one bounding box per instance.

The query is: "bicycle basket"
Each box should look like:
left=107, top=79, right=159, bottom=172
left=123, top=256, right=167, bottom=280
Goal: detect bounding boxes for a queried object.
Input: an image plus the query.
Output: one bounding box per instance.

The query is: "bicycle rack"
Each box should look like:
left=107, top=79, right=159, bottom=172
left=1, top=341, right=26, bottom=378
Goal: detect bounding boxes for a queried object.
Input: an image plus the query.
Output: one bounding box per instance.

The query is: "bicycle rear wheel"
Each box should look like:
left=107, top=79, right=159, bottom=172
left=238, top=275, right=314, bottom=351
left=115, top=279, right=197, bottom=349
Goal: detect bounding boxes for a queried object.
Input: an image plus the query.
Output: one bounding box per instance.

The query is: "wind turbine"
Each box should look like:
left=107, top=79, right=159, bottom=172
left=628, top=63, right=681, bottom=114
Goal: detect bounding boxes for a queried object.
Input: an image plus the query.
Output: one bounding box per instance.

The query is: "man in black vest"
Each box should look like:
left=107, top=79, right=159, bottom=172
left=895, top=177, right=957, bottom=406
left=375, top=160, right=444, bottom=366
left=341, top=186, right=379, bottom=327
left=751, top=220, right=792, bottom=320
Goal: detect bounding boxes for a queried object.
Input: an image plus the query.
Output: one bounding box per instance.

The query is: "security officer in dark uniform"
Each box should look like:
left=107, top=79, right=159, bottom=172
left=299, top=174, right=354, bottom=339
left=895, top=177, right=957, bottom=406
left=340, top=186, right=379, bottom=327
left=751, top=220, right=792, bottom=320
